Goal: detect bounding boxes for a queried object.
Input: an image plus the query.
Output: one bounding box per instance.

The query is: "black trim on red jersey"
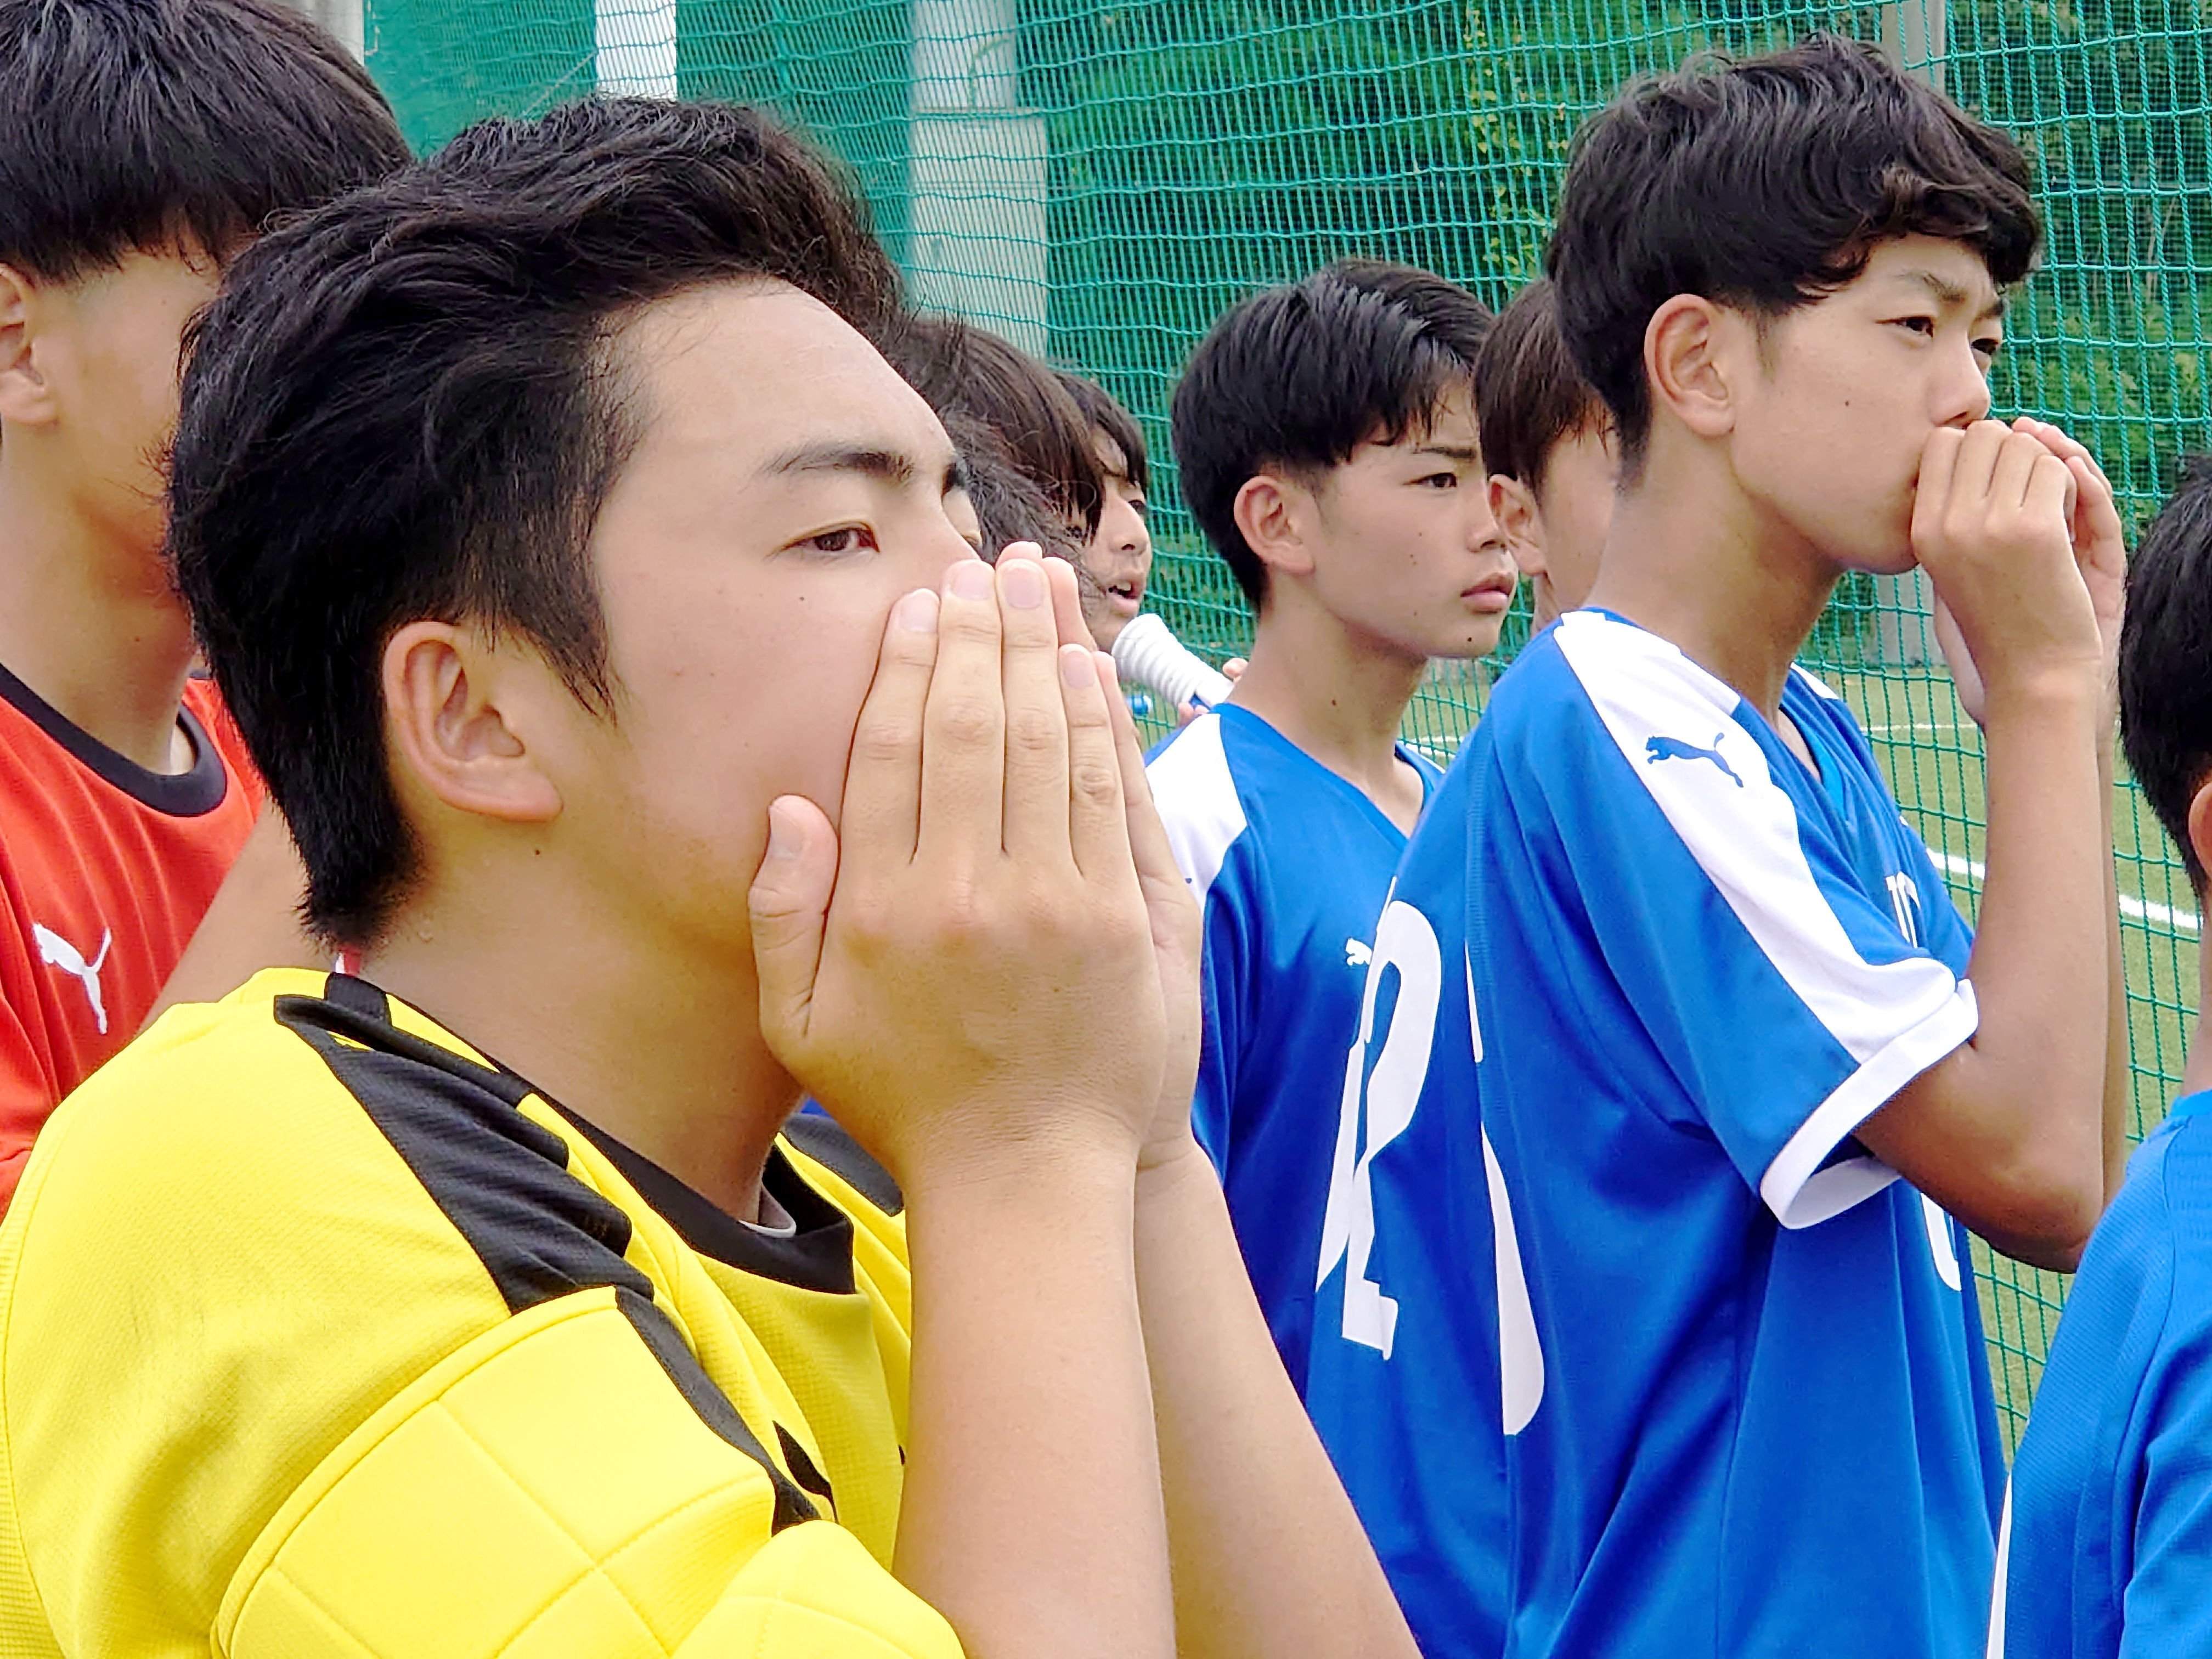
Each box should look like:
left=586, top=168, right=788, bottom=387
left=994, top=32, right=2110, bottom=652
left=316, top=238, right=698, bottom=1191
left=618, top=1288, right=819, bottom=1532
left=0, top=656, right=230, bottom=816
left=781, top=1110, right=905, bottom=1217
left=549, top=1101, right=860, bottom=1297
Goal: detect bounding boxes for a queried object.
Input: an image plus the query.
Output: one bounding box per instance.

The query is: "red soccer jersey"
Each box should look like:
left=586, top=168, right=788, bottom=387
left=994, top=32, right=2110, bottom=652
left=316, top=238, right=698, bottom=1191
left=0, top=663, right=262, bottom=1208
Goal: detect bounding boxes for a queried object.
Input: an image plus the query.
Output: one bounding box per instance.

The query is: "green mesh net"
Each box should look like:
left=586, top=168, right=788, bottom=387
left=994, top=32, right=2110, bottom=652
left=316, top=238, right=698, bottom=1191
left=359, top=0, right=2210, bottom=1448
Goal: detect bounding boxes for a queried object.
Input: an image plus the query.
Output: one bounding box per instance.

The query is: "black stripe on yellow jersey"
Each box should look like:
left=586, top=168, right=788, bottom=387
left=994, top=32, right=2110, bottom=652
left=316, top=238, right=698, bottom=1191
left=0, top=969, right=960, bottom=1658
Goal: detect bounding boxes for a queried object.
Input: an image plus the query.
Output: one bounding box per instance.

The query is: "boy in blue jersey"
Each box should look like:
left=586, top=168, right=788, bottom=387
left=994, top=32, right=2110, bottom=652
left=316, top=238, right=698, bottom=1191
left=1309, top=36, right=2131, bottom=1657
left=1146, top=259, right=1515, bottom=1389
left=2001, top=464, right=2212, bottom=1659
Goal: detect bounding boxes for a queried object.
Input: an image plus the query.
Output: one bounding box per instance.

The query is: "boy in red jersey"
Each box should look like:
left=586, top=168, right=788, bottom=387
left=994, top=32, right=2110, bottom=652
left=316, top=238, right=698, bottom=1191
left=0, top=0, right=405, bottom=1201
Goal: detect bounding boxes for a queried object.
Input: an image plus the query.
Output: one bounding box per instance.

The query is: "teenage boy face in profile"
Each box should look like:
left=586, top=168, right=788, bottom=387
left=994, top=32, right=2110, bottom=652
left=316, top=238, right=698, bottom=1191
left=0, top=242, right=226, bottom=563
left=374, top=279, right=989, bottom=1136
left=1078, top=430, right=1152, bottom=648
left=1239, top=381, right=1513, bottom=662
left=1669, top=234, right=2007, bottom=574
left=1491, top=419, right=1617, bottom=627
left=461, top=280, right=975, bottom=891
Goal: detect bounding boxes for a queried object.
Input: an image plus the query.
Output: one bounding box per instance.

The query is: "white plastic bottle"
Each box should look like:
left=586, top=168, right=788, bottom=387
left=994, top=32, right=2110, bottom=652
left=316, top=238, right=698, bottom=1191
left=1110, top=612, right=1234, bottom=712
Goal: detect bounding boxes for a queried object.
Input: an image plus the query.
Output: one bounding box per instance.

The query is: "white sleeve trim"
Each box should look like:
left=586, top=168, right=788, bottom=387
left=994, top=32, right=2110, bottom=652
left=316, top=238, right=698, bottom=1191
left=1553, top=611, right=1963, bottom=1065
left=1759, top=978, right=1980, bottom=1228
left=1144, top=713, right=1246, bottom=906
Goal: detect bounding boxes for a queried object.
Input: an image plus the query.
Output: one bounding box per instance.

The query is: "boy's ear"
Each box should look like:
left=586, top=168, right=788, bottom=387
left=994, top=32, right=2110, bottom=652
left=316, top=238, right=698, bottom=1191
left=2187, top=775, right=2212, bottom=893
left=1490, top=474, right=1547, bottom=578
left=0, top=263, right=59, bottom=428
left=382, top=621, right=565, bottom=828
left=1644, top=295, right=1737, bottom=444
left=1231, top=472, right=1317, bottom=581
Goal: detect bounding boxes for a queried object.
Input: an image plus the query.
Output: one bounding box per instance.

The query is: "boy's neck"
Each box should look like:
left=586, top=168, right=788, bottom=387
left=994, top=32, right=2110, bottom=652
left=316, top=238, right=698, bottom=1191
left=1228, top=589, right=1427, bottom=822
left=0, top=433, right=196, bottom=772
left=1581, top=432, right=1839, bottom=725
left=365, top=867, right=797, bottom=1227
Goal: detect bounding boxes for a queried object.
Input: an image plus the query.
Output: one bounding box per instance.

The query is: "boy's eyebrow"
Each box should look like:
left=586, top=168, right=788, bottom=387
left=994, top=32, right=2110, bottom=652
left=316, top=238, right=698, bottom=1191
left=761, top=442, right=920, bottom=484
left=1896, top=267, right=2007, bottom=320
left=1413, top=443, right=1480, bottom=462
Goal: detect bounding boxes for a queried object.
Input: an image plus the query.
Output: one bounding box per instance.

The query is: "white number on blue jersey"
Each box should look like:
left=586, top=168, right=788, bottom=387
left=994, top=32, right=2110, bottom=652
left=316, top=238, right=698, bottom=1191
left=1317, top=897, right=1440, bottom=1359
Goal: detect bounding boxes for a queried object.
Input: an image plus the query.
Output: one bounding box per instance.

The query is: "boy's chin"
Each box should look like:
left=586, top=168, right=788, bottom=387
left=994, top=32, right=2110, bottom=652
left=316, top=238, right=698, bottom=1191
left=1835, top=546, right=1923, bottom=580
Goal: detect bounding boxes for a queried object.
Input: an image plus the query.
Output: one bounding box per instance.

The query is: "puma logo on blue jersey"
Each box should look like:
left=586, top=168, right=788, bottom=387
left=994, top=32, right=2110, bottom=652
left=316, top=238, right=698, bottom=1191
left=1645, top=732, right=1743, bottom=788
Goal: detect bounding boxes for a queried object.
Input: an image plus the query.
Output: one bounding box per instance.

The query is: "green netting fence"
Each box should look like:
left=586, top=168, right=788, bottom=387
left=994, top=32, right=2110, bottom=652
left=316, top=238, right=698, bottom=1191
left=357, top=0, right=2210, bottom=1446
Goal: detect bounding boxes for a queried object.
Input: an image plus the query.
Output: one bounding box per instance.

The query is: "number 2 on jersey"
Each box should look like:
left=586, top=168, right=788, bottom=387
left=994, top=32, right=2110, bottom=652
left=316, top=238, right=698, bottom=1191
left=1317, top=897, right=1441, bottom=1360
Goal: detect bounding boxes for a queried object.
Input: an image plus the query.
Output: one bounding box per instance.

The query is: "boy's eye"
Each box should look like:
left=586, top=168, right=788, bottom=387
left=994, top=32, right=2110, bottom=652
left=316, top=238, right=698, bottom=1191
left=798, top=525, right=877, bottom=556
left=1892, top=316, right=1937, bottom=337
left=1128, top=496, right=1149, bottom=520
left=1974, top=336, right=2004, bottom=363
left=1417, top=471, right=1458, bottom=490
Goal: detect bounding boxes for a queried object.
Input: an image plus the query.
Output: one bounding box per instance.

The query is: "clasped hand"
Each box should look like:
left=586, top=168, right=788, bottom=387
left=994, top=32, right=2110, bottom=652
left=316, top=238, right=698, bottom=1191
left=748, top=548, right=1204, bottom=1195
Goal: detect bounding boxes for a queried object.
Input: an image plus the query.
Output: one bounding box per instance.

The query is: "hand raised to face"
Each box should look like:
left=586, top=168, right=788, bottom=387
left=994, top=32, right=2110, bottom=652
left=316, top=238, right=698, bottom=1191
left=1913, top=418, right=2106, bottom=713
left=1924, top=417, right=2123, bottom=729
left=747, top=549, right=1174, bottom=1195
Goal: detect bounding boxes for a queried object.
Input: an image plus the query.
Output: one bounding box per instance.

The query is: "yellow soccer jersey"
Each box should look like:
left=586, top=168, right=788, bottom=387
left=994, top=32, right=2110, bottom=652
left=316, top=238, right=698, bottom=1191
left=0, top=969, right=962, bottom=1659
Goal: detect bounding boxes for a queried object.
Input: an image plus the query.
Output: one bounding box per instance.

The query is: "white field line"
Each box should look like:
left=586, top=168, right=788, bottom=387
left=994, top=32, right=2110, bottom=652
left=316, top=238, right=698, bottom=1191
left=1927, top=848, right=2201, bottom=936
left=1866, top=721, right=1973, bottom=737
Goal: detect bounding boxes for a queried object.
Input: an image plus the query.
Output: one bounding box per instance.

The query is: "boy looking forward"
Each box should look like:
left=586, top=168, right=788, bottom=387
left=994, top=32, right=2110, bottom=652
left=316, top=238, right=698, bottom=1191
left=1479, top=279, right=1618, bottom=626
left=0, top=100, right=1414, bottom=1659
left=0, top=0, right=405, bottom=1203
left=1310, top=37, right=2127, bottom=1655
left=1147, top=259, right=1513, bottom=1388
left=2000, top=462, right=2212, bottom=1659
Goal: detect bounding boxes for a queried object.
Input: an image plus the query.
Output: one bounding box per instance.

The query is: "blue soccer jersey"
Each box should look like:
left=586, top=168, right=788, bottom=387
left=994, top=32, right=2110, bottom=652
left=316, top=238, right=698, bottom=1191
left=2001, top=1090, right=2212, bottom=1659
left=1147, top=702, right=1439, bottom=1391
left=1311, top=610, right=2006, bottom=1657
left=1305, top=747, right=1514, bottom=1651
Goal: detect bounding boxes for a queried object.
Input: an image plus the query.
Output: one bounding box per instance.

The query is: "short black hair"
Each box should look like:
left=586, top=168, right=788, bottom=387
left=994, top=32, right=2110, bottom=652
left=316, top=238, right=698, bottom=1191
left=2121, top=457, right=2212, bottom=892
left=1478, top=279, right=1606, bottom=494
left=881, top=312, right=1104, bottom=538
left=1547, top=33, right=2039, bottom=474
left=941, top=407, right=1085, bottom=564
left=170, top=98, right=900, bottom=946
left=0, top=0, right=407, bottom=282
left=1058, top=370, right=1149, bottom=495
left=1171, top=257, right=1492, bottom=610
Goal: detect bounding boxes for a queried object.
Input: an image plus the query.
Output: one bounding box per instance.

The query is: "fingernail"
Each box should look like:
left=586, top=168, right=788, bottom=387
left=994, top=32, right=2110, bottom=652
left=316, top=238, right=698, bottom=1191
left=1003, top=559, right=1047, bottom=609
left=896, top=589, right=939, bottom=633
left=949, top=560, right=994, bottom=601
left=764, top=800, right=802, bottom=860
left=1002, top=540, right=1042, bottom=562
left=1061, top=644, right=1097, bottom=687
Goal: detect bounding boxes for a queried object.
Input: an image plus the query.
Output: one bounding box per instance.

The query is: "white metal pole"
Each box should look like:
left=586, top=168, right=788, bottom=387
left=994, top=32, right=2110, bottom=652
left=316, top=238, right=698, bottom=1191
left=596, top=0, right=678, bottom=99
left=911, top=0, right=1017, bottom=112
left=282, top=0, right=364, bottom=60
left=1872, top=0, right=1951, bottom=664
left=1883, top=0, right=1948, bottom=91
left=906, top=0, right=1047, bottom=354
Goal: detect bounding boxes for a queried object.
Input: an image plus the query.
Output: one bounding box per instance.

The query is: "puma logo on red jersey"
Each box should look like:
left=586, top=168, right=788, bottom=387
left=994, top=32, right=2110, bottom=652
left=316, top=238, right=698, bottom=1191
left=33, top=923, right=112, bottom=1035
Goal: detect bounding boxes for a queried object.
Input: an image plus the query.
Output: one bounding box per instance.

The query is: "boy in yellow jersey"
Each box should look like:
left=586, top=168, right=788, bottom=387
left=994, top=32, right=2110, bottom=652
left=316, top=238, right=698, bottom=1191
left=0, top=101, right=1415, bottom=1659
